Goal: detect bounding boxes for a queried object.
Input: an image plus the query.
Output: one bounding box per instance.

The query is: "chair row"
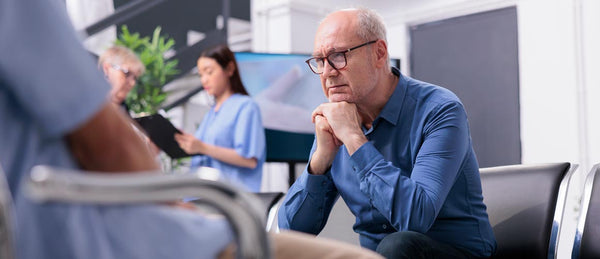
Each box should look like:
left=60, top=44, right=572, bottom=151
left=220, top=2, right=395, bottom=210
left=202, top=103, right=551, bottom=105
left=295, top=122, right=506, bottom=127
left=479, top=162, right=600, bottom=259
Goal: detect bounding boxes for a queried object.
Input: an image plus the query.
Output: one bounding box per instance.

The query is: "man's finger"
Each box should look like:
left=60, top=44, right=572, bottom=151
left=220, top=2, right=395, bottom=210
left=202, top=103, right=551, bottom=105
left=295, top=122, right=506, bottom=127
left=314, top=114, right=328, bottom=130
left=311, top=104, right=326, bottom=123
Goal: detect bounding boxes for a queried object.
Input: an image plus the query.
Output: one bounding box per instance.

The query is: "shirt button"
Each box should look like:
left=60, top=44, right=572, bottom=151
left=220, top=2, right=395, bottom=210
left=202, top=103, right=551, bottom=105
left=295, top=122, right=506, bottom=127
left=382, top=224, right=387, bottom=230
left=321, top=181, right=327, bottom=186
left=352, top=166, right=357, bottom=171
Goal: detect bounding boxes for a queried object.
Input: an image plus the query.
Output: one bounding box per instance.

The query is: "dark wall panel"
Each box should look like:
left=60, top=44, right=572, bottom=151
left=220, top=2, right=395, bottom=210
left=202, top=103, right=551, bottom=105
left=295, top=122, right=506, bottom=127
left=410, top=7, right=521, bottom=167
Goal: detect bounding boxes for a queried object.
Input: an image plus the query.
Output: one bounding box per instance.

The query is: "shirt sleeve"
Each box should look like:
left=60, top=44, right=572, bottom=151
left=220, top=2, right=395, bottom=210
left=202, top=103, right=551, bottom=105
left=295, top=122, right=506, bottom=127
left=233, top=100, right=266, bottom=160
left=0, top=0, right=109, bottom=138
left=352, top=100, right=470, bottom=232
left=278, top=141, right=339, bottom=234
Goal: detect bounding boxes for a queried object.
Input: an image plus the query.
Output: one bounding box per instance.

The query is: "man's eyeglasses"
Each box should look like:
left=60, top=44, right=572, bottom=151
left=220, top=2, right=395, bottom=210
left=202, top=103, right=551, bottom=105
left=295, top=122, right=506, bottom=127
left=111, top=64, right=138, bottom=81
left=305, top=40, right=377, bottom=75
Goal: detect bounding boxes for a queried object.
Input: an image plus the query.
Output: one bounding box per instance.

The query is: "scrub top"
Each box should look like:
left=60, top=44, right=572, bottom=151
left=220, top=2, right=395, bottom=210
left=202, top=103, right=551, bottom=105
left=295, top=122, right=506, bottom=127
left=191, top=94, right=266, bottom=192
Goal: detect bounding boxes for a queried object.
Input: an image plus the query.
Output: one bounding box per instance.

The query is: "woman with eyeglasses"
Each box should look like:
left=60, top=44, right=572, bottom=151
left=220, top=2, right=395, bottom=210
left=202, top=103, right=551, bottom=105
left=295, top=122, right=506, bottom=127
left=98, top=45, right=144, bottom=115
left=174, top=44, right=266, bottom=192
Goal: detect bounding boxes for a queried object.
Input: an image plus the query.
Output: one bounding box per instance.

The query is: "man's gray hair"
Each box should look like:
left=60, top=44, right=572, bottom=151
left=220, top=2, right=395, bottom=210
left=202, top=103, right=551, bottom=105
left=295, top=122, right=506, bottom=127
left=320, top=7, right=391, bottom=68
left=354, top=8, right=389, bottom=69
left=355, top=7, right=387, bottom=43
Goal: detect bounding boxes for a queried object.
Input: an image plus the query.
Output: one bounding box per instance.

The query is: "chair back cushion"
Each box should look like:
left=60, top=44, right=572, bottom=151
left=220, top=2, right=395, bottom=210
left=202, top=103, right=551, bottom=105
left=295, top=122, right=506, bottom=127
left=480, top=163, right=570, bottom=259
left=0, top=166, right=14, bottom=259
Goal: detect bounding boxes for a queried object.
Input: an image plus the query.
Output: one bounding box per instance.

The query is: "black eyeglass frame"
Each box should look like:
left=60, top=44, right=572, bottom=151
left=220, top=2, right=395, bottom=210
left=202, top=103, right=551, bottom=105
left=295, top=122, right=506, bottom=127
left=305, top=40, right=377, bottom=74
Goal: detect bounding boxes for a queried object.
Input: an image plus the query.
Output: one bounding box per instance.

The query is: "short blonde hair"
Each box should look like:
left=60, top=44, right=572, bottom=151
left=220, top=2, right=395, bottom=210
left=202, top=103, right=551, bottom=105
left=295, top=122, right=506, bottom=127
left=98, top=45, right=145, bottom=76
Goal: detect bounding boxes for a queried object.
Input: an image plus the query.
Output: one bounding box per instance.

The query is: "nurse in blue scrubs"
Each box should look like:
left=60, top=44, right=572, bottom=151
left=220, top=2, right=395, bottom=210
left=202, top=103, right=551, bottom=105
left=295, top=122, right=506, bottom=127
left=175, top=44, right=266, bottom=192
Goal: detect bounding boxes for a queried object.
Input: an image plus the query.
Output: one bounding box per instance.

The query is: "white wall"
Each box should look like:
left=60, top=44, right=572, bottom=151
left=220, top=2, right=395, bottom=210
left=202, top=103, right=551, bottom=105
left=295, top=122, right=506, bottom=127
left=65, top=0, right=116, bottom=55
left=252, top=1, right=292, bottom=53
left=518, top=0, right=580, bottom=169
left=581, top=0, right=600, bottom=169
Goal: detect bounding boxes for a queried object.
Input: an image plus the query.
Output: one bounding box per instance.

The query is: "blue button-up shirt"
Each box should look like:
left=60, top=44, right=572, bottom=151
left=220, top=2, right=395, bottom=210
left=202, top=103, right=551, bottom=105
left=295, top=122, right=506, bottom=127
left=278, top=67, right=496, bottom=258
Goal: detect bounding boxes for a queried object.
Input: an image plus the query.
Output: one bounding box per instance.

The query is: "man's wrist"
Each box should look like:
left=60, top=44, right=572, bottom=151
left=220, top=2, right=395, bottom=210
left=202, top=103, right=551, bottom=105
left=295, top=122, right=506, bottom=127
left=343, top=133, right=367, bottom=155
left=308, top=154, right=331, bottom=175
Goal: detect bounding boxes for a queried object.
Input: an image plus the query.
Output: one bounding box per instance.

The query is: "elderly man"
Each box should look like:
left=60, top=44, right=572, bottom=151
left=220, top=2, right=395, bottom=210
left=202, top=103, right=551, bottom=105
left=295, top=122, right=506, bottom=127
left=278, top=8, right=497, bottom=259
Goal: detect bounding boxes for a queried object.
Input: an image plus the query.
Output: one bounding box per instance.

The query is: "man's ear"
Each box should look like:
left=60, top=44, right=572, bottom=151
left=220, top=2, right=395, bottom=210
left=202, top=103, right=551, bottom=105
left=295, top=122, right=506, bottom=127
left=374, top=40, right=388, bottom=68
left=102, top=62, right=111, bottom=76
left=226, top=61, right=235, bottom=77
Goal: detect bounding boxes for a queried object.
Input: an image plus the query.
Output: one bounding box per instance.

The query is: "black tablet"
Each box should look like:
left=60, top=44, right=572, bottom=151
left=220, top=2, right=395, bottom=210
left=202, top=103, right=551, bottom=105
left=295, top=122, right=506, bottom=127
left=133, top=114, right=196, bottom=159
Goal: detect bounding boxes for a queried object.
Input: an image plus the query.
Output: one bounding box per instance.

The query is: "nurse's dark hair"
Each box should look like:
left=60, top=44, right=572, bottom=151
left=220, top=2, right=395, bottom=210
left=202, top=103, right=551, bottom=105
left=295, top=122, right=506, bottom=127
left=199, top=44, right=249, bottom=96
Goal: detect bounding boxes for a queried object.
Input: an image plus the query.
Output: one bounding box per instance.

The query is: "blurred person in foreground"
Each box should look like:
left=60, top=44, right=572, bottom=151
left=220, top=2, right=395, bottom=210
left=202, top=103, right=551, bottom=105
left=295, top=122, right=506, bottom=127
left=0, top=0, right=382, bottom=258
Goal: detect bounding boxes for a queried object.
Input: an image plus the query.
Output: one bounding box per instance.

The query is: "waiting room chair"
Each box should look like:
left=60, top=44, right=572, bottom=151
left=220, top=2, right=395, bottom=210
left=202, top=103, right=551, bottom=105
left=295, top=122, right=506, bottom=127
left=0, top=166, right=14, bottom=259
left=480, top=162, right=576, bottom=259
left=571, top=163, right=600, bottom=259
left=25, top=165, right=271, bottom=259
left=255, top=192, right=284, bottom=231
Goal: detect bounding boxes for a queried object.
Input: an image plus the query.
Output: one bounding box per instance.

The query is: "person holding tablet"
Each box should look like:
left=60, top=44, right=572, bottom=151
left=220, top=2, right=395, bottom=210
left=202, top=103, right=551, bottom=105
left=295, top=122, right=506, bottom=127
left=175, top=44, right=265, bottom=192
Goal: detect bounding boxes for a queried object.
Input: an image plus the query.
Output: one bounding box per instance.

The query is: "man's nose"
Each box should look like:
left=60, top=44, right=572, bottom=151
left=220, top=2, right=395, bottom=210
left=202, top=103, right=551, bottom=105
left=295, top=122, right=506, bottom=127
left=321, top=60, right=339, bottom=77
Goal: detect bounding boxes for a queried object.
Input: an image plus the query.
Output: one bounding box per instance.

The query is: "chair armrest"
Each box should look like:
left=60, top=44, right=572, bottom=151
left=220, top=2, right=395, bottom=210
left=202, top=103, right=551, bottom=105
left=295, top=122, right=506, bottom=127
left=25, top=165, right=270, bottom=259
left=255, top=192, right=284, bottom=232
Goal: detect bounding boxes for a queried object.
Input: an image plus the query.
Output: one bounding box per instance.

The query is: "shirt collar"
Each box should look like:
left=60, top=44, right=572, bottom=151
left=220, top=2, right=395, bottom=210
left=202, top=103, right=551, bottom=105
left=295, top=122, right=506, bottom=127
left=375, top=67, right=406, bottom=126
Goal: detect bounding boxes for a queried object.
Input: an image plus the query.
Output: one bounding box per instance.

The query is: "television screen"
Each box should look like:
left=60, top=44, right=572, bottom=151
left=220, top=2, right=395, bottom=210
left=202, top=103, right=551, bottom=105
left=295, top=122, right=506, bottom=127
left=235, top=52, right=326, bottom=134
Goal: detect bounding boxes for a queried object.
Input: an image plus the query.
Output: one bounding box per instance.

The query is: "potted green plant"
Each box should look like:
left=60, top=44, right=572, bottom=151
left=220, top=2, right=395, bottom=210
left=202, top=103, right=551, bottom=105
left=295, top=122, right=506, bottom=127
left=116, top=25, right=187, bottom=171
left=116, top=25, right=179, bottom=115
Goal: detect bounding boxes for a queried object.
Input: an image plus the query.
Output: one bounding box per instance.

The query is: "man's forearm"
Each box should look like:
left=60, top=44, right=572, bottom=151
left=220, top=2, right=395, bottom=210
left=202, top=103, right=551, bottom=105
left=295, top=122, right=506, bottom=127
left=278, top=170, right=338, bottom=234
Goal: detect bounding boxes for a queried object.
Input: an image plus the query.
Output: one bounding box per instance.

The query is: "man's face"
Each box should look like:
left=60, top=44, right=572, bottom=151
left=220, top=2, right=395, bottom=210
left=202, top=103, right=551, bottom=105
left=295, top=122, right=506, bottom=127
left=313, top=11, right=377, bottom=104
left=105, top=62, right=139, bottom=104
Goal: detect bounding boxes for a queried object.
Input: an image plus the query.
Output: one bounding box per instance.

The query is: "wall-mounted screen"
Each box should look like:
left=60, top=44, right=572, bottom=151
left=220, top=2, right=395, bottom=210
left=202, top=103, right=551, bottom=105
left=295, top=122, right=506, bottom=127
left=235, top=52, right=326, bottom=134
